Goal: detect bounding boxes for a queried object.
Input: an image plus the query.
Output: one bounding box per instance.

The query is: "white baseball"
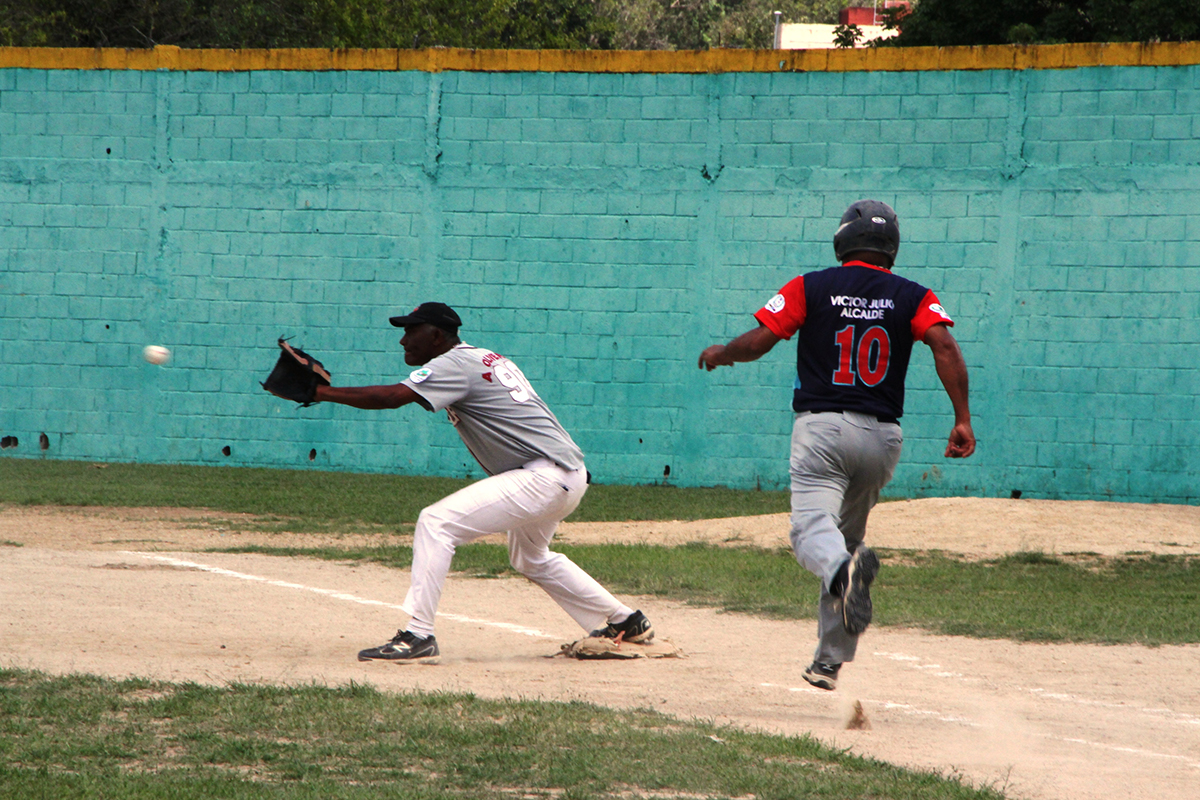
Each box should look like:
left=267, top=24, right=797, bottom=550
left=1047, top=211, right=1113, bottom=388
left=143, top=345, right=171, bottom=365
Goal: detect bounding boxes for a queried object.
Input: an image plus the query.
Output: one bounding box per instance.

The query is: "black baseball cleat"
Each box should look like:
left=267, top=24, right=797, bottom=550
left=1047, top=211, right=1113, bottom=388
left=842, top=546, right=880, bottom=635
left=802, top=661, right=841, bottom=691
left=358, top=630, right=440, bottom=663
left=590, top=610, right=654, bottom=643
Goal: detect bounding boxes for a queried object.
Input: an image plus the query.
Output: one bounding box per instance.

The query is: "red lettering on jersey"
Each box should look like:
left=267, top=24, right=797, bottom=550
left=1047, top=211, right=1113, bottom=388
left=482, top=372, right=493, bottom=382
left=481, top=352, right=504, bottom=367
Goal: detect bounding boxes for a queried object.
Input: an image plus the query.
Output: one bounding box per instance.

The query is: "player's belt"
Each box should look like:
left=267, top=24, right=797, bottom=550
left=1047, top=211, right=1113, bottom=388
left=521, top=458, right=588, bottom=477
left=521, top=458, right=561, bottom=470
left=823, top=410, right=900, bottom=425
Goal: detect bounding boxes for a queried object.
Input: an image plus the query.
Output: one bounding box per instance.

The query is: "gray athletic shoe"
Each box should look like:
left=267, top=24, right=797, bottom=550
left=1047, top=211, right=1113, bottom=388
left=803, top=661, right=841, bottom=691
left=358, top=630, right=440, bottom=663
left=841, top=546, right=880, bottom=635
left=590, top=610, right=654, bottom=643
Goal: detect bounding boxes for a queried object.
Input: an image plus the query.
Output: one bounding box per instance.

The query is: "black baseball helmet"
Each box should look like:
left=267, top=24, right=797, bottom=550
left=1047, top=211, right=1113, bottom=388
left=833, top=200, right=900, bottom=264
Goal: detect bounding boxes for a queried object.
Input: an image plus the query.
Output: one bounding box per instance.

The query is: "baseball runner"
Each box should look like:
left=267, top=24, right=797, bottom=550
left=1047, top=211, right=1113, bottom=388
left=698, top=200, right=975, bottom=690
left=263, top=302, right=652, bottom=662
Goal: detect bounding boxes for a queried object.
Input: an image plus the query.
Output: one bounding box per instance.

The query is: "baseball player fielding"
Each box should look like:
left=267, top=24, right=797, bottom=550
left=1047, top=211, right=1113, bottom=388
left=263, top=301, right=654, bottom=663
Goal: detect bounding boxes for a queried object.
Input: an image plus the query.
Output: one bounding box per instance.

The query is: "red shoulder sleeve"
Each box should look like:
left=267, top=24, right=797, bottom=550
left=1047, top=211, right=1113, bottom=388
left=754, top=276, right=806, bottom=340
left=912, top=289, right=955, bottom=341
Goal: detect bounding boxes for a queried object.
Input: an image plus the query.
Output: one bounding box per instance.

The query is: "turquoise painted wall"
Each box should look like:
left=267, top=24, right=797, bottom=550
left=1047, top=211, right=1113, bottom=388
left=1, top=64, right=1197, bottom=503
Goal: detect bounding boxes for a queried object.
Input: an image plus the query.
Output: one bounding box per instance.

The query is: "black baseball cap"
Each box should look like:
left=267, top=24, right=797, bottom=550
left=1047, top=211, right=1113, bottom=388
left=389, top=302, right=462, bottom=334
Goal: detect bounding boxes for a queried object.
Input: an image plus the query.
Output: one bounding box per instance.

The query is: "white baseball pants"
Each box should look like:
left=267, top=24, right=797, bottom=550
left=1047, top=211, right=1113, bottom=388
left=788, top=411, right=903, bottom=666
left=402, top=459, right=633, bottom=638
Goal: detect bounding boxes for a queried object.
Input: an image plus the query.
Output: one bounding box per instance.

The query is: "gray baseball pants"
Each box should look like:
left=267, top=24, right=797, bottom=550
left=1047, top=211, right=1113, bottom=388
left=788, top=411, right=903, bottom=666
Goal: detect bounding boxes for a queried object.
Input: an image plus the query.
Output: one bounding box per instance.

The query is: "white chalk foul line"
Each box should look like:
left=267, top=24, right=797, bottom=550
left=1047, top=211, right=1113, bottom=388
left=124, top=552, right=559, bottom=640
left=758, top=679, right=1200, bottom=768
left=875, top=650, right=1200, bottom=729
left=758, top=682, right=982, bottom=727
left=1052, top=735, right=1200, bottom=769
left=868, top=650, right=1200, bottom=769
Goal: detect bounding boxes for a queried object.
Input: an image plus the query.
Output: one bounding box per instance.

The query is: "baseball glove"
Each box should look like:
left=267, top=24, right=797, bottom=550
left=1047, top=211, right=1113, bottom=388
left=261, top=338, right=331, bottom=407
left=556, top=636, right=683, bottom=660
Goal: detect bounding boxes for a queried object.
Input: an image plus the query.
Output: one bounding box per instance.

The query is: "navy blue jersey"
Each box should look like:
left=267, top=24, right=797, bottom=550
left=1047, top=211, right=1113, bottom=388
left=755, top=261, right=954, bottom=420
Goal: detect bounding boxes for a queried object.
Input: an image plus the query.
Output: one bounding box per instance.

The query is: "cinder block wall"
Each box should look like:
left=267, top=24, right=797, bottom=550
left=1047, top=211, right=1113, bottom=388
left=1, top=45, right=1197, bottom=503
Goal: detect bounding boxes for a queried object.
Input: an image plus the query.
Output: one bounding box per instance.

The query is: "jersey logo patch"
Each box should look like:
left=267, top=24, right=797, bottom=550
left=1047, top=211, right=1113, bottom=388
left=482, top=372, right=493, bottom=382
left=409, top=367, right=432, bottom=384
left=765, top=293, right=786, bottom=313
left=928, top=303, right=951, bottom=319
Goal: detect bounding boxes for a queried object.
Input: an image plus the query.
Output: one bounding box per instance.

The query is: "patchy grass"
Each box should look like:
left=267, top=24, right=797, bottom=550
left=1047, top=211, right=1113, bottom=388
left=0, top=459, right=790, bottom=530
left=0, top=668, right=1004, bottom=800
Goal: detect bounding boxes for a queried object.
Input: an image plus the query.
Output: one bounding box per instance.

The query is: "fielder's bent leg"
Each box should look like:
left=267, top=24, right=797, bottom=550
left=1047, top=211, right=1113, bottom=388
left=401, top=505, right=477, bottom=638
left=401, top=467, right=565, bottom=638
left=505, top=463, right=632, bottom=633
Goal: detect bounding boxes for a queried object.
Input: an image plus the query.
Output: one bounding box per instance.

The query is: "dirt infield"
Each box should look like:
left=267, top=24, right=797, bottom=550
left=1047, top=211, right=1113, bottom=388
left=2, top=498, right=1198, bottom=800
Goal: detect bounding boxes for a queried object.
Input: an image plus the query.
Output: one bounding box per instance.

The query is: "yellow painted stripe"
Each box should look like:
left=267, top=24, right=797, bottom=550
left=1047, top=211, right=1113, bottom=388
left=2, top=42, right=1200, bottom=72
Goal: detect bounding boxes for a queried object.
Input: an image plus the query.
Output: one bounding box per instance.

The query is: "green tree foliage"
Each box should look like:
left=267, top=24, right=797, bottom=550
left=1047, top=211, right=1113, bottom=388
left=8, top=0, right=1194, bottom=50
left=832, top=22, right=863, bottom=48
left=0, top=0, right=616, bottom=48
left=709, top=0, right=849, bottom=48
left=0, top=0, right=858, bottom=49
left=888, top=0, right=1200, bottom=46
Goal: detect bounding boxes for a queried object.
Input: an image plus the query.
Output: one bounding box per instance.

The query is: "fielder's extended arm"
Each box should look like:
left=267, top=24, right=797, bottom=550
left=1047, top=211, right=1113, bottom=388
left=314, top=383, right=421, bottom=410
left=923, top=323, right=975, bottom=459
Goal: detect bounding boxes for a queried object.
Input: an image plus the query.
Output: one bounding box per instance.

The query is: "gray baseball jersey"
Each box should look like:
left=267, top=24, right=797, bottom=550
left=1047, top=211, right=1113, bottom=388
left=401, top=343, right=585, bottom=476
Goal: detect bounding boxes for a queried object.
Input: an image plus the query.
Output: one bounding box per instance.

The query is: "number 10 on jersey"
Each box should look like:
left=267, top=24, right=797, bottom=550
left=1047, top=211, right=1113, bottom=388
left=832, top=325, right=891, bottom=387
